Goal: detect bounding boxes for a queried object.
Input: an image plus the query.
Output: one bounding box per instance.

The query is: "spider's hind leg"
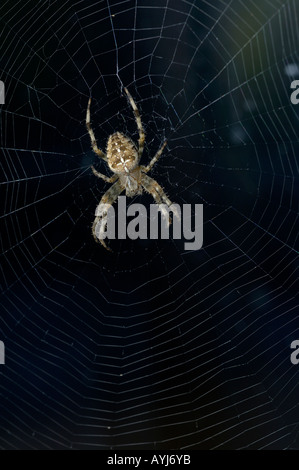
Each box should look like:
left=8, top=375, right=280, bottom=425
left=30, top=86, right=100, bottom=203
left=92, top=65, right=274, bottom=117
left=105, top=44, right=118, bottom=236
left=142, top=140, right=167, bottom=174
left=86, top=98, right=107, bottom=161
left=124, top=88, right=145, bottom=159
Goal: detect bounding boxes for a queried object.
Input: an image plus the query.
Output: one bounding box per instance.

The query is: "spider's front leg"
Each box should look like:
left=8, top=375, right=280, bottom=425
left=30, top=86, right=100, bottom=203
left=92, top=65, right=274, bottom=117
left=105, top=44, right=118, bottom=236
left=141, top=173, right=180, bottom=226
left=92, top=179, right=124, bottom=251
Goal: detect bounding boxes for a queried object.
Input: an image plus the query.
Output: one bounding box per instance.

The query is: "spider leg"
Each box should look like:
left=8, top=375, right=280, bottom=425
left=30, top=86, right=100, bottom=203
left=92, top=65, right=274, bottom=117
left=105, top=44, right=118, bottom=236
left=92, top=179, right=124, bottom=251
left=91, top=166, right=118, bottom=183
left=141, top=140, right=167, bottom=174
left=141, top=174, right=180, bottom=225
left=124, top=88, right=145, bottom=159
left=86, top=98, right=107, bottom=161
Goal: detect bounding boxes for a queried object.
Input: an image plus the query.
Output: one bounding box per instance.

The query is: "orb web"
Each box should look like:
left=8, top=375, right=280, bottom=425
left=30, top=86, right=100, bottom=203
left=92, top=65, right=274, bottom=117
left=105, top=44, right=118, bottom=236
left=0, top=0, right=298, bottom=449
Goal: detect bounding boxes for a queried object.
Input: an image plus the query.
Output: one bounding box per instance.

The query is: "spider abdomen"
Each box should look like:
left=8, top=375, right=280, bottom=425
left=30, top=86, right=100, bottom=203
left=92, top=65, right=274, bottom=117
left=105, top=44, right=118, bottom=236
left=107, top=131, right=138, bottom=174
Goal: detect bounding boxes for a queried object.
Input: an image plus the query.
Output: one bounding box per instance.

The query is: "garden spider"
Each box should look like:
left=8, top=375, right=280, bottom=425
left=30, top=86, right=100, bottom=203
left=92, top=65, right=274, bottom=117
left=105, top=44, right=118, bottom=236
left=86, top=87, right=177, bottom=251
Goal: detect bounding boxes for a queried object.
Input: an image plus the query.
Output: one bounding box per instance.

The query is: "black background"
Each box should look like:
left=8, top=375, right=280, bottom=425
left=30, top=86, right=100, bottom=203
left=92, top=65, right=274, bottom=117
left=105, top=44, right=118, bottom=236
left=0, top=0, right=298, bottom=449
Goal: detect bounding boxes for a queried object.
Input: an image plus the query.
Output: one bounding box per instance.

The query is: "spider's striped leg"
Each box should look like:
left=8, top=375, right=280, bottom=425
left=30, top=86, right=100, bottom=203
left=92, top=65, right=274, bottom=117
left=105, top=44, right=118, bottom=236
left=91, top=166, right=118, bottom=183
left=141, top=174, right=180, bottom=225
left=92, top=179, right=124, bottom=251
left=124, top=88, right=145, bottom=159
left=86, top=98, right=107, bottom=161
left=141, top=140, right=167, bottom=173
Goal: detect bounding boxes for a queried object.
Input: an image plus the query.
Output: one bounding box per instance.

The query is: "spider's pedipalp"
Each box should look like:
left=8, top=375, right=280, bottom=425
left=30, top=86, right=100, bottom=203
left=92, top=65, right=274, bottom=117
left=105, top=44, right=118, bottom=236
left=86, top=98, right=107, bottom=161
left=124, top=87, right=145, bottom=159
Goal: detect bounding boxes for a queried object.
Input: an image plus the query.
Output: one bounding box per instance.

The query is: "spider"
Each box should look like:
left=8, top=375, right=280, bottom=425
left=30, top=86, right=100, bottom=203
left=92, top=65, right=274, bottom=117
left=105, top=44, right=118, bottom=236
left=86, top=87, right=178, bottom=251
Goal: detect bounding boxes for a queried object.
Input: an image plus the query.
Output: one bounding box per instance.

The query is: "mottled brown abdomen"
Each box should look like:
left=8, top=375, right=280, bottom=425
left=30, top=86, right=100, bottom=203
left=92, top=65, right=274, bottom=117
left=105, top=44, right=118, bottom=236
left=106, top=132, right=138, bottom=174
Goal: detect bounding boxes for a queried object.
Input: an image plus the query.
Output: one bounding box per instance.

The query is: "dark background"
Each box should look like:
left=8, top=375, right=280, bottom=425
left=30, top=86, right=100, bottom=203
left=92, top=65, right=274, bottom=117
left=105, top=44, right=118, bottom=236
left=0, top=0, right=298, bottom=449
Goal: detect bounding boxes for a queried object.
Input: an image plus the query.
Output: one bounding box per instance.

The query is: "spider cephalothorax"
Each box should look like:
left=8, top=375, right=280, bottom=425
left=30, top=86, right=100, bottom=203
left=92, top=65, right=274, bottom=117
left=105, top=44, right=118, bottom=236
left=86, top=87, right=177, bottom=251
